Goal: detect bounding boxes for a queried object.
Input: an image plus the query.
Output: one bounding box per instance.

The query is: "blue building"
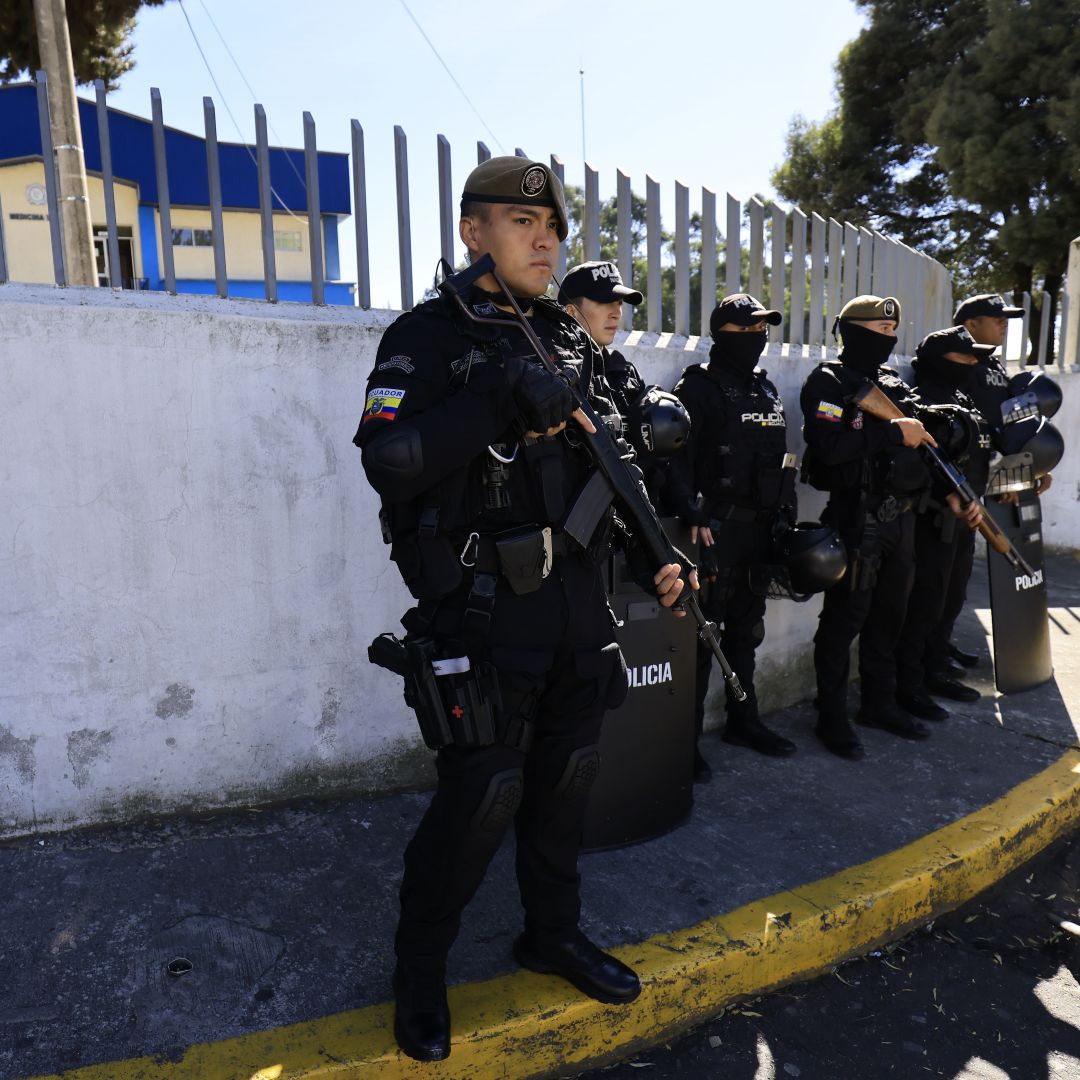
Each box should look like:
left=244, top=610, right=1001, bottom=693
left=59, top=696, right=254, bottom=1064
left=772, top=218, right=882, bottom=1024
left=0, top=83, right=354, bottom=304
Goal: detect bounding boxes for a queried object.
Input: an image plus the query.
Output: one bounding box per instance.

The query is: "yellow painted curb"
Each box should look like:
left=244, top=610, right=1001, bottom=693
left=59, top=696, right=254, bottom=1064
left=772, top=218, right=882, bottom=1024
left=28, top=749, right=1080, bottom=1080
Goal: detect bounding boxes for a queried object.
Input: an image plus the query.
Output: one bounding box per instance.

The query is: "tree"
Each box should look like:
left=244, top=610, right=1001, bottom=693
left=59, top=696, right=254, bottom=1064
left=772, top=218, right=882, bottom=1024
left=772, top=0, right=1080, bottom=359
left=0, top=0, right=168, bottom=89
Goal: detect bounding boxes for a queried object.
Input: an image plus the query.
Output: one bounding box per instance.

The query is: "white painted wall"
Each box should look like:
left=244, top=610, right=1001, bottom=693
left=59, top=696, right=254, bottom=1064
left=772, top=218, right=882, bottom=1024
left=1, top=286, right=1076, bottom=837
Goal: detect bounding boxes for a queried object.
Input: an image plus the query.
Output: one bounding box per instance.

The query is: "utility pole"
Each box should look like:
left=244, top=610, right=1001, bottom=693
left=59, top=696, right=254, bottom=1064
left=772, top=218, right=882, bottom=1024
left=33, top=0, right=97, bottom=286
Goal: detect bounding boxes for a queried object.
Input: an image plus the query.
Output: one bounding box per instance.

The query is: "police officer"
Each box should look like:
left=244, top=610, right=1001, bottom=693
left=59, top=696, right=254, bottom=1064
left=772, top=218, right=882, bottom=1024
left=800, top=295, right=936, bottom=758
left=895, top=328, right=991, bottom=721
left=672, top=294, right=798, bottom=773
left=936, top=293, right=1054, bottom=685
left=354, top=156, right=689, bottom=1062
left=559, top=260, right=689, bottom=510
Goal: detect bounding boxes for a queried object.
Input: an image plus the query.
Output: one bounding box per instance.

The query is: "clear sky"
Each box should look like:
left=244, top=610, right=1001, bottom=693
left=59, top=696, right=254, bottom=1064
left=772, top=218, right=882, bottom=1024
left=102, top=0, right=867, bottom=308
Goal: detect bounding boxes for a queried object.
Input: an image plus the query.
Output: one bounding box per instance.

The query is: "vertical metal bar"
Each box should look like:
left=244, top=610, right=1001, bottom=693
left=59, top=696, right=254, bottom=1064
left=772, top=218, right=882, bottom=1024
left=1021, top=291, right=1032, bottom=363
left=1057, top=289, right=1069, bottom=372
left=674, top=180, right=689, bottom=337
left=857, top=226, right=874, bottom=295
left=842, top=222, right=858, bottom=306
left=617, top=167, right=632, bottom=330
left=646, top=174, right=661, bottom=334
left=255, top=104, right=277, bottom=303
left=871, top=231, right=886, bottom=296
left=789, top=208, right=807, bottom=348
left=437, top=134, right=454, bottom=268
left=0, top=192, right=8, bottom=284
left=748, top=197, right=764, bottom=299
left=769, top=203, right=786, bottom=346
left=393, top=125, right=411, bottom=310
left=584, top=161, right=600, bottom=261
left=352, top=120, right=370, bottom=309
left=725, top=193, right=741, bottom=296
left=304, top=112, right=325, bottom=305
left=808, top=212, right=826, bottom=349
left=150, top=87, right=175, bottom=294
left=35, top=70, right=66, bottom=286
left=827, top=218, right=843, bottom=344
left=1036, top=292, right=1051, bottom=369
left=551, top=155, right=566, bottom=284
left=477, top=141, right=490, bottom=164
left=700, top=186, right=716, bottom=337
left=904, top=246, right=919, bottom=355
left=203, top=97, right=228, bottom=298
left=94, top=79, right=121, bottom=288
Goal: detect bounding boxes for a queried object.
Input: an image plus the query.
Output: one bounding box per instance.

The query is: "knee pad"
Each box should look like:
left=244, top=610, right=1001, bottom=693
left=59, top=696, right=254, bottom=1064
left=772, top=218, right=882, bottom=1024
left=469, top=768, right=524, bottom=833
left=553, top=745, right=601, bottom=800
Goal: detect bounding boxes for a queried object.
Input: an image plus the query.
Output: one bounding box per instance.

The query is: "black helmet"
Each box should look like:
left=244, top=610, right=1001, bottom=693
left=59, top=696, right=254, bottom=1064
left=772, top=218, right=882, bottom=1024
left=774, top=522, right=847, bottom=595
left=921, top=404, right=978, bottom=463
left=625, top=388, right=690, bottom=459
left=1006, top=370, right=1062, bottom=419
left=998, top=414, right=1065, bottom=478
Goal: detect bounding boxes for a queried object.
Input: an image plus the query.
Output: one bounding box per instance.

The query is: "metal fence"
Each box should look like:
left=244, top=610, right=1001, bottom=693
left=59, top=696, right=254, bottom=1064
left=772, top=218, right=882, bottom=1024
left=3, top=72, right=1074, bottom=367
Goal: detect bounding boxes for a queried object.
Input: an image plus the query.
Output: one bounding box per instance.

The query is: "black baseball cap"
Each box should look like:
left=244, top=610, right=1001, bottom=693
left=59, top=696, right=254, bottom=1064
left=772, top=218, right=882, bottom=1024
left=709, top=293, right=782, bottom=337
left=916, top=326, right=997, bottom=362
left=954, top=294, right=1024, bottom=323
left=558, top=261, right=643, bottom=305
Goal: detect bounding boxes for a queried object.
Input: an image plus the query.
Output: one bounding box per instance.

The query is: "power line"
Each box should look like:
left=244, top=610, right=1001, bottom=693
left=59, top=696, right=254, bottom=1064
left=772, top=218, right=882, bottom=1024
left=396, top=0, right=505, bottom=154
left=176, top=0, right=304, bottom=221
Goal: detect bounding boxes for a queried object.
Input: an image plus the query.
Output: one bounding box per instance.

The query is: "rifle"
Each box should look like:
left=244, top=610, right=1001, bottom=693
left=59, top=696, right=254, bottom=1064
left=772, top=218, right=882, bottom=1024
left=851, top=382, right=1035, bottom=577
left=437, top=254, right=746, bottom=702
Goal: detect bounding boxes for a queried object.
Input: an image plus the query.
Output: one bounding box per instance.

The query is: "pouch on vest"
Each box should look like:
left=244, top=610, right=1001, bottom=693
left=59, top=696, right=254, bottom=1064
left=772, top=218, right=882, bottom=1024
left=495, top=526, right=551, bottom=595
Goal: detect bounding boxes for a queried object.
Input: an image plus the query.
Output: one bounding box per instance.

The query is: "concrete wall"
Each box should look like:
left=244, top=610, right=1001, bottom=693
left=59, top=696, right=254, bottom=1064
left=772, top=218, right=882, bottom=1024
left=1, top=286, right=1076, bottom=838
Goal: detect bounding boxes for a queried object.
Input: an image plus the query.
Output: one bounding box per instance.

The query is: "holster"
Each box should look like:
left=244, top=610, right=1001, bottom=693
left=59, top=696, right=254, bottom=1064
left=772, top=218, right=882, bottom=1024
left=368, top=633, right=502, bottom=750
left=848, top=520, right=882, bottom=592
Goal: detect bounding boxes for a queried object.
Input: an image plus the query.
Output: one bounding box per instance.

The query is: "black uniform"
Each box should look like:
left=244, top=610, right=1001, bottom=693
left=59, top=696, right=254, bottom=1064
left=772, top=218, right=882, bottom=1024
left=603, top=347, right=678, bottom=512
left=800, top=357, right=930, bottom=731
left=895, top=362, right=992, bottom=696
left=672, top=354, right=792, bottom=736
left=356, top=288, right=630, bottom=975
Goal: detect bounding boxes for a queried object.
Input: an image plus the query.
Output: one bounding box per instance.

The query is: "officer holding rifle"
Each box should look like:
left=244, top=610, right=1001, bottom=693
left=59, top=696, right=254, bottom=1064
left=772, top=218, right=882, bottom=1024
left=354, top=156, right=694, bottom=1063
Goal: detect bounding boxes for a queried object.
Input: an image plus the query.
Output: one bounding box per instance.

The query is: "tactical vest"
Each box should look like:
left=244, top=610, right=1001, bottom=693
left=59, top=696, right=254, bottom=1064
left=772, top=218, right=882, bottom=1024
left=374, top=293, right=609, bottom=603
left=678, top=363, right=788, bottom=507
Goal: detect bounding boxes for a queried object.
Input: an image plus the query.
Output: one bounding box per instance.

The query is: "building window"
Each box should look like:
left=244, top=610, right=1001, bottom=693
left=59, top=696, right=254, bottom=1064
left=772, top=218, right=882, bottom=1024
left=274, top=230, right=302, bottom=252
left=171, top=228, right=214, bottom=247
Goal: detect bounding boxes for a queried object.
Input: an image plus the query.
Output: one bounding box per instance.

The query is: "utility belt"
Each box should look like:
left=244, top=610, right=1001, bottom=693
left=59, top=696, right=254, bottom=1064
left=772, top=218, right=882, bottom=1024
left=706, top=501, right=774, bottom=524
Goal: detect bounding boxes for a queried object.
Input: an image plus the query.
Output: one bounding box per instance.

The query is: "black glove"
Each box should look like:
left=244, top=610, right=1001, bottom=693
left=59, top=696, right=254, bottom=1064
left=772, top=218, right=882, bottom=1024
left=505, top=355, right=576, bottom=433
left=626, top=540, right=697, bottom=599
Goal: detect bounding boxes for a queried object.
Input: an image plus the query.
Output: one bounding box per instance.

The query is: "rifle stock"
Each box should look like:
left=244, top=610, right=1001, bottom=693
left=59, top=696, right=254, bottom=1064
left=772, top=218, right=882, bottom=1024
left=437, top=256, right=747, bottom=701
left=851, top=383, right=1034, bottom=576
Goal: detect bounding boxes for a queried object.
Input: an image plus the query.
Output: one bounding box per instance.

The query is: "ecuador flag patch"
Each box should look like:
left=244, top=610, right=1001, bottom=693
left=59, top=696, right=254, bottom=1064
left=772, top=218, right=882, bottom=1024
left=816, top=400, right=843, bottom=423
left=362, top=387, right=406, bottom=424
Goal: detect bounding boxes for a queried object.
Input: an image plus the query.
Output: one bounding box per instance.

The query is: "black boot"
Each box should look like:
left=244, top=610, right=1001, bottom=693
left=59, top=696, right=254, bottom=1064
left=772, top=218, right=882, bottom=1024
left=513, top=931, right=641, bottom=1004
left=393, top=964, right=451, bottom=1062
left=948, top=642, right=980, bottom=669
left=814, top=716, right=865, bottom=760
left=856, top=704, right=931, bottom=740
left=924, top=672, right=980, bottom=703
left=896, top=688, right=949, bottom=722
left=723, top=715, right=796, bottom=757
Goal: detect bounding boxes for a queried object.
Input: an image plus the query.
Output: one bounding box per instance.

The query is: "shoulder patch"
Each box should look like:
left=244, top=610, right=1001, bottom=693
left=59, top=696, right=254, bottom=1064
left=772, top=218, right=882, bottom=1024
left=377, top=354, right=415, bottom=374
left=362, top=386, right=407, bottom=424
left=816, top=400, right=843, bottom=423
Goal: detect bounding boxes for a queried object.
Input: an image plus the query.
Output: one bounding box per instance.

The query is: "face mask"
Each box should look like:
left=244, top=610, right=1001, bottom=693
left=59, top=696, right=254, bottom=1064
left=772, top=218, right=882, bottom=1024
left=711, top=330, right=768, bottom=375
left=839, top=321, right=897, bottom=376
left=917, top=353, right=976, bottom=393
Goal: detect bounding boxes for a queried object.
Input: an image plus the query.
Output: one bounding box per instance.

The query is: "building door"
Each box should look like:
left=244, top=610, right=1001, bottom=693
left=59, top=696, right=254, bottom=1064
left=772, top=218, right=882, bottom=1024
left=94, top=228, right=137, bottom=288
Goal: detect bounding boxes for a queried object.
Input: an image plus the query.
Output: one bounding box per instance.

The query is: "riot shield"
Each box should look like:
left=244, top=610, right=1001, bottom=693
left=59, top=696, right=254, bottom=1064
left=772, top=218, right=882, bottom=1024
left=985, top=489, right=1053, bottom=694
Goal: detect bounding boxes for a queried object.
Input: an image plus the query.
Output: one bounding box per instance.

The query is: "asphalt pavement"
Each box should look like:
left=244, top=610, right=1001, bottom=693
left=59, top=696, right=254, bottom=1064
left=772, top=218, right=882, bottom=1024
left=3, top=551, right=1080, bottom=1080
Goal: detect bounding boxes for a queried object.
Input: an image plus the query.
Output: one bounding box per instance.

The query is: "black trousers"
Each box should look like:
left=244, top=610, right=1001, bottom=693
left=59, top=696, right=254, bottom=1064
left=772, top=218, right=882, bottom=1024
left=394, top=553, right=627, bottom=974
left=814, top=507, right=916, bottom=724
left=895, top=510, right=974, bottom=694
left=693, top=517, right=770, bottom=736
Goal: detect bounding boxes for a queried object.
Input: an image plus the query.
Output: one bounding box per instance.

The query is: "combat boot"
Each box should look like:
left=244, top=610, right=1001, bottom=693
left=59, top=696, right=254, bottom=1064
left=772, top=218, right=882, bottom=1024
left=856, top=703, right=930, bottom=740
left=814, top=715, right=865, bottom=760
left=393, top=964, right=451, bottom=1062
left=514, top=930, right=641, bottom=1004
left=723, top=715, right=796, bottom=757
